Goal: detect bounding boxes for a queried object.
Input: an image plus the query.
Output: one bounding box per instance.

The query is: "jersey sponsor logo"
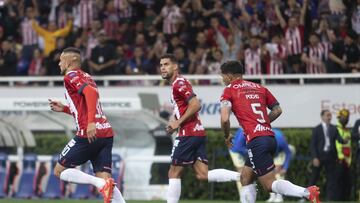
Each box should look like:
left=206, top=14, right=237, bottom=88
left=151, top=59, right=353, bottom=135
left=233, top=82, right=261, bottom=89
left=245, top=94, right=259, bottom=99
left=253, top=124, right=272, bottom=133
left=95, top=122, right=112, bottom=130
left=193, top=123, right=204, bottom=131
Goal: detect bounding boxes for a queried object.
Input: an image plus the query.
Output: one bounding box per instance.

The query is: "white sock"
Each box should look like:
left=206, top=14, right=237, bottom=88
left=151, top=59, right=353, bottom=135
left=59, top=168, right=105, bottom=189
left=208, top=169, right=240, bottom=182
left=167, top=179, right=181, bottom=203
left=240, top=183, right=257, bottom=203
left=271, top=180, right=308, bottom=198
left=112, top=186, right=126, bottom=203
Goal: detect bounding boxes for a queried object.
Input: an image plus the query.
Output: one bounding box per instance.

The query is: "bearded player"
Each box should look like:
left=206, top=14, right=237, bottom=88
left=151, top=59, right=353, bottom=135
left=160, top=54, right=241, bottom=203
left=48, top=47, right=125, bottom=203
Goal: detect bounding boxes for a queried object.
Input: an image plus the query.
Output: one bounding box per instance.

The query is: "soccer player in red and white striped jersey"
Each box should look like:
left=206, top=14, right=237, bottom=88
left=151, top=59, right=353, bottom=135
left=48, top=47, right=125, bottom=203
left=160, top=54, right=241, bottom=203
left=244, top=36, right=262, bottom=75
left=264, top=34, right=287, bottom=75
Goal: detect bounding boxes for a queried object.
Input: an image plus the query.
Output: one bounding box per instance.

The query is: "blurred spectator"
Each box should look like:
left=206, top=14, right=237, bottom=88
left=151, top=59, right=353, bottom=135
left=88, top=30, right=117, bottom=75
left=328, top=30, right=360, bottom=73
left=244, top=35, right=263, bottom=75
left=84, top=19, right=101, bottom=59
left=206, top=49, right=223, bottom=84
left=74, top=0, right=95, bottom=29
left=19, top=0, right=39, bottom=62
left=1, top=0, right=19, bottom=40
left=46, top=37, right=66, bottom=76
left=301, top=32, right=328, bottom=74
left=126, top=46, right=151, bottom=75
left=28, top=48, right=45, bottom=76
left=174, top=47, right=190, bottom=74
left=0, top=40, right=17, bottom=76
left=351, top=0, right=360, bottom=34
left=215, top=11, right=242, bottom=61
left=100, top=0, right=120, bottom=39
left=31, top=16, right=73, bottom=56
left=264, top=33, right=287, bottom=74
left=114, top=45, right=127, bottom=75
left=49, top=0, right=74, bottom=29
left=153, top=0, right=183, bottom=36
left=275, top=0, right=308, bottom=73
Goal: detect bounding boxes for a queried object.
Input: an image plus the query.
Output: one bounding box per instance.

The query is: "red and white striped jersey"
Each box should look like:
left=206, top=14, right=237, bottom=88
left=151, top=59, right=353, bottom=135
left=303, top=43, right=328, bottom=74
left=265, top=43, right=286, bottom=74
left=21, top=18, right=38, bottom=46
left=64, top=69, right=113, bottom=138
left=160, top=5, right=182, bottom=34
left=114, top=0, right=134, bottom=19
left=245, top=48, right=262, bottom=75
left=77, top=0, right=94, bottom=29
left=103, top=10, right=119, bottom=38
left=170, top=76, right=205, bottom=137
left=285, top=25, right=304, bottom=55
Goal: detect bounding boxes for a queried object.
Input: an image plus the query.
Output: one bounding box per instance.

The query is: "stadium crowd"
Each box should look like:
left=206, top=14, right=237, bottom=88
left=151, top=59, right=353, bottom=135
left=0, top=0, right=359, bottom=77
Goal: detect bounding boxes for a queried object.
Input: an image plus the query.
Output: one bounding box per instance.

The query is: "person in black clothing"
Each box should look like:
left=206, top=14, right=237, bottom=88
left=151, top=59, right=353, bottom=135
left=46, top=37, right=66, bottom=75
left=0, top=40, right=17, bottom=76
left=328, top=30, right=360, bottom=73
left=88, top=30, right=116, bottom=75
left=310, top=109, right=346, bottom=201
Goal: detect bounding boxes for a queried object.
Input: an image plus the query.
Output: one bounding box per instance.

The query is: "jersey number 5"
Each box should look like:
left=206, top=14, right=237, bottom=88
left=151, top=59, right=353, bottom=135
left=251, top=103, right=266, bottom=123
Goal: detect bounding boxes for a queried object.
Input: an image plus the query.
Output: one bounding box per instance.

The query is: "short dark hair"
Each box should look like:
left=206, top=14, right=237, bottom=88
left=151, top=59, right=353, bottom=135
left=220, top=60, right=245, bottom=74
left=63, top=47, right=81, bottom=55
left=160, top=53, right=178, bottom=64
left=320, top=109, right=330, bottom=116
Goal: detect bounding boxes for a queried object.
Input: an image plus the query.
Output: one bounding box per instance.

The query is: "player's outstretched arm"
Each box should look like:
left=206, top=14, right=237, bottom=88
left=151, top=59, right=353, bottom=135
left=268, top=105, right=282, bottom=123
left=48, top=99, right=71, bottom=114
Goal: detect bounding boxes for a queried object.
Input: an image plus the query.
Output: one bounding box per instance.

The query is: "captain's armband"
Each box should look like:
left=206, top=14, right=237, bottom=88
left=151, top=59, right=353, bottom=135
left=220, top=100, right=232, bottom=108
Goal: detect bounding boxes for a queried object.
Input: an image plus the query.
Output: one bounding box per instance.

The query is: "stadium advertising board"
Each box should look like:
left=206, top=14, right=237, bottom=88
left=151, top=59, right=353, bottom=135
left=0, top=85, right=358, bottom=128
left=0, top=98, right=141, bottom=111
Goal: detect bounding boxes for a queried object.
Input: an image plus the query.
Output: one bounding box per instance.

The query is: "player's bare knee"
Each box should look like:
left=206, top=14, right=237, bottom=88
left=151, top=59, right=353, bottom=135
left=168, top=168, right=181, bottom=179
left=195, top=172, right=208, bottom=181
left=54, top=163, right=65, bottom=179
left=263, top=182, right=273, bottom=192
left=240, top=174, right=252, bottom=185
left=54, top=167, right=63, bottom=178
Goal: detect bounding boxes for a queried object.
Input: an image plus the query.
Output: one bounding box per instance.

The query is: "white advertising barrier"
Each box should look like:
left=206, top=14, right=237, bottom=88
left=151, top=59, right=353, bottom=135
left=0, top=84, right=358, bottom=127
left=0, top=97, right=141, bottom=111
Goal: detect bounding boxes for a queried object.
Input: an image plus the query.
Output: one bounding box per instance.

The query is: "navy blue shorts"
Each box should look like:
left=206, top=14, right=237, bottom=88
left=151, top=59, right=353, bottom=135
left=58, top=136, right=113, bottom=173
left=245, top=136, right=277, bottom=176
left=171, top=136, right=208, bottom=166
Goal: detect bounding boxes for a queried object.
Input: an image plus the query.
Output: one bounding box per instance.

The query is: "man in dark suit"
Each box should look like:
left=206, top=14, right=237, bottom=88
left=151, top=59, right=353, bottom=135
left=310, top=109, right=345, bottom=201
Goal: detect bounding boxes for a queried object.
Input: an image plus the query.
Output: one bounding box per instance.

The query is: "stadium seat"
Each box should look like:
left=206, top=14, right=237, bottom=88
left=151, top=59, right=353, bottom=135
left=112, top=153, right=125, bottom=193
left=43, top=155, right=64, bottom=199
left=15, top=153, right=37, bottom=198
left=70, top=161, right=93, bottom=199
left=0, top=152, right=7, bottom=198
